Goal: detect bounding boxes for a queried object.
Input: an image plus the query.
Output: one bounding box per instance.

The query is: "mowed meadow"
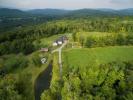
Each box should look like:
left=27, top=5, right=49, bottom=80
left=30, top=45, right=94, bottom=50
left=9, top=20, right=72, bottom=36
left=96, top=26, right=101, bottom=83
left=63, top=46, right=133, bottom=67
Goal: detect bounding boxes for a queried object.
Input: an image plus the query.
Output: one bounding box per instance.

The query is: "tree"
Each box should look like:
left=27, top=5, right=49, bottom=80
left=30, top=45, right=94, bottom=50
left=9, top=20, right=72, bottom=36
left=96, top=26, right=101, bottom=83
left=32, top=54, right=42, bottom=67
left=41, top=90, right=54, bottom=100
left=85, top=37, right=95, bottom=47
left=72, top=32, right=77, bottom=42
left=0, top=75, right=22, bottom=100
left=3, top=55, right=28, bottom=73
left=116, top=34, right=125, bottom=45
left=16, top=72, right=33, bottom=100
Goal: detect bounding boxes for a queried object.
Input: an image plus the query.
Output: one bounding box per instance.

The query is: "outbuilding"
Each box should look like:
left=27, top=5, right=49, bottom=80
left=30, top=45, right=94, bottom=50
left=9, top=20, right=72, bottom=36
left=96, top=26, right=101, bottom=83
left=40, top=48, right=49, bottom=52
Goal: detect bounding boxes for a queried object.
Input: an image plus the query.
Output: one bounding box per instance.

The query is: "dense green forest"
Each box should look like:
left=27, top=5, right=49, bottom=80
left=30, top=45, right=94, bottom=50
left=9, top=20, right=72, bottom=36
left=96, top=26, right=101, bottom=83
left=0, top=8, right=133, bottom=100
left=42, top=61, right=133, bottom=100
left=1, top=17, right=133, bottom=55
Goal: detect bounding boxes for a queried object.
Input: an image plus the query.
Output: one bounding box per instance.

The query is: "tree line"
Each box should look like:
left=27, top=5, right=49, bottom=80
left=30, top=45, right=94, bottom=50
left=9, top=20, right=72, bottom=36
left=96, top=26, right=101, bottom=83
left=74, top=33, right=133, bottom=48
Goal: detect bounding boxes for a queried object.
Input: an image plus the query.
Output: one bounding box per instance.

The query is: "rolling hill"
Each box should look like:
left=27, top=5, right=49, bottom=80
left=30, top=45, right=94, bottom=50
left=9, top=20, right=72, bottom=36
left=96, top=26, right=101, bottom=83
left=0, top=8, right=31, bottom=18
left=27, top=9, right=69, bottom=16
left=0, top=8, right=133, bottom=18
left=0, top=8, right=133, bottom=33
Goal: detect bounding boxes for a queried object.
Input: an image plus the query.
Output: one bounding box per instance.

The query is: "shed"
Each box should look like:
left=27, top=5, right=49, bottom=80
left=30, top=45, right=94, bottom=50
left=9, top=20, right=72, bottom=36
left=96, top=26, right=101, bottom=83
left=40, top=48, right=49, bottom=52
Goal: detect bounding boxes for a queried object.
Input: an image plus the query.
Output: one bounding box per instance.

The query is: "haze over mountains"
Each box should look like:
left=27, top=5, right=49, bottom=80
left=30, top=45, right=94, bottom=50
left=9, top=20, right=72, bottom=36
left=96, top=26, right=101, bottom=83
left=0, top=7, right=133, bottom=33
left=0, top=8, right=133, bottom=17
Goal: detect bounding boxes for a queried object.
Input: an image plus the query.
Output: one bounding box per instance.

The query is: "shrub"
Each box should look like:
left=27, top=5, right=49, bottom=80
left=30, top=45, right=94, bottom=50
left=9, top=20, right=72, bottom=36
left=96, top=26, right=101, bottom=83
left=2, top=55, right=28, bottom=73
left=32, top=54, right=42, bottom=67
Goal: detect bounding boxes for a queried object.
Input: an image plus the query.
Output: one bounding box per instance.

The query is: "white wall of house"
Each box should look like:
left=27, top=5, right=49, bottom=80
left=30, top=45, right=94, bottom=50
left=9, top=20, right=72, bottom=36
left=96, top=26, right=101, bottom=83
left=53, top=42, right=58, bottom=46
left=58, top=41, right=62, bottom=45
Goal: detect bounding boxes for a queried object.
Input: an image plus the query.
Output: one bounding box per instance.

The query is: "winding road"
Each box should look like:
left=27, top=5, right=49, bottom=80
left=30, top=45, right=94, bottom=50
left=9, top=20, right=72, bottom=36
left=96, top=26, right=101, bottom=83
left=52, top=41, right=68, bottom=78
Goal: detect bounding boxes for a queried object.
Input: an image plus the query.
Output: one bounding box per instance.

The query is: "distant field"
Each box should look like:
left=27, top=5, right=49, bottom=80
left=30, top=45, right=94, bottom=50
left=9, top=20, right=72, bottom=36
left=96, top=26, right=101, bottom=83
left=121, top=20, right=133, bottom=24
left=76, top=32, right=129, bottom=39
left=62, top=46, right=133, bottom=67
left=76, top=32, right=115, bottom=37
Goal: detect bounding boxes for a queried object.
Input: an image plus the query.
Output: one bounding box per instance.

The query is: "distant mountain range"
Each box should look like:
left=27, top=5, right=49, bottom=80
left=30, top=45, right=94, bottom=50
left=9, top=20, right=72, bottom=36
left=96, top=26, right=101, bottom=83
left=0, top=8, right=31, bottom=18
left=0, top=8, right=133, bottom=18
left=27, top=8, right=133, bottom=16
left=0, top=8, right=132, bottom=33
left=27, top=9, right=69, bottom=16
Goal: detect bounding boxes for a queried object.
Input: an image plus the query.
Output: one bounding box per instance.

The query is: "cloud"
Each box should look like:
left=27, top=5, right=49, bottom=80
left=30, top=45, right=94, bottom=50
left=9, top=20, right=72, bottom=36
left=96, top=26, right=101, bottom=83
left=109, top=0, right=133, bottom=8
left=0, top=0, right=133, bottom=10
left=110, top=0, right=133, bottom=4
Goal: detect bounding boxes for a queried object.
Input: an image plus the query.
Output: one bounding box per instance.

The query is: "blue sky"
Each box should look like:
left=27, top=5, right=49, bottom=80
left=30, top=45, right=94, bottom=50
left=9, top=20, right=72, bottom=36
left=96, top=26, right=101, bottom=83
left=0, top=0, right=133, bottom=10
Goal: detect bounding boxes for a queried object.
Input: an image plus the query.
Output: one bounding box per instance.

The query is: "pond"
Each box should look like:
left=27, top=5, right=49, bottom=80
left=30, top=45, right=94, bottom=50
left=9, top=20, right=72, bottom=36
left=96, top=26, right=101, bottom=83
left=34, top=61, right=53, bottom=100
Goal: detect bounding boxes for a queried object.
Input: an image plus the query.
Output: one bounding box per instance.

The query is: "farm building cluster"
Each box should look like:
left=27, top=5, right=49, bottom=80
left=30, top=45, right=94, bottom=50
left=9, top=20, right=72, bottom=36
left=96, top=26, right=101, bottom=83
left=40, top=35, right=68, bottom=53
left=52, top=35, right=68, bottom=46
left=39, top=35, right=68, bottom=64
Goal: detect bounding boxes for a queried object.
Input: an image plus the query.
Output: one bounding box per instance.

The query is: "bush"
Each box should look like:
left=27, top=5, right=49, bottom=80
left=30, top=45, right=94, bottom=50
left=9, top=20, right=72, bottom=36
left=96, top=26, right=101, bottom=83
left=85, top=37, right=96, bottom=47
left=16, top=72, right=32, bottom=100
left=2, top=55, right=28, bottom=73
left=0, top=73, right=32, bottom=100
left=0, top=75, right=23, bottom=100
left=32, top=54, right=42, bottom=67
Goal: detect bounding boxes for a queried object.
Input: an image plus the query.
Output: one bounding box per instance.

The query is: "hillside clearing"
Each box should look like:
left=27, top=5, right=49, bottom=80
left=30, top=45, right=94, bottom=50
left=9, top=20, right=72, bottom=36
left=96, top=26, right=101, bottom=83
left=62, top=46, right=133, bottom=67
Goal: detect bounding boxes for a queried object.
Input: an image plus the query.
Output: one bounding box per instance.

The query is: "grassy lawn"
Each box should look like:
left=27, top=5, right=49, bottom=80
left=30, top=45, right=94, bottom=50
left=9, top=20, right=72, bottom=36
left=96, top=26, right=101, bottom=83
left=76, top=32, right=116, bottom=37
left=62, top=46, right=133, bottom=67
left=40, top=34, right=64, bottom=46
left=33, top=33, right=72, bottom=48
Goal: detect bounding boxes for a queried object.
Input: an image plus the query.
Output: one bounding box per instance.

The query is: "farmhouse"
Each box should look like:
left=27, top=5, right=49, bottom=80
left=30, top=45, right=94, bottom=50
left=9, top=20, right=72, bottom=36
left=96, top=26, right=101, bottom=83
left=52, top=35, right=68, bottom=46
left=53, top=42, right=58, bottom=46
left=57, top=38, right=63, bottom=45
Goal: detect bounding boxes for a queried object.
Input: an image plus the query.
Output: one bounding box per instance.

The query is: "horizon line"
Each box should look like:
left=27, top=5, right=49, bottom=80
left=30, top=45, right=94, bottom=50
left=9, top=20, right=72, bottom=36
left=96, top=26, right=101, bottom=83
left=0, top=6, right=133, bottom=11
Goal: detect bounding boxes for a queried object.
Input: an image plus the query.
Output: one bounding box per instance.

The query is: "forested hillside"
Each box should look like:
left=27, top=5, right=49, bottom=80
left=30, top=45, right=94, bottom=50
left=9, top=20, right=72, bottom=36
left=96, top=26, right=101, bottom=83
left=0, top=8, right=133, bottom=33
left=0, top=16, right=133, bottom=56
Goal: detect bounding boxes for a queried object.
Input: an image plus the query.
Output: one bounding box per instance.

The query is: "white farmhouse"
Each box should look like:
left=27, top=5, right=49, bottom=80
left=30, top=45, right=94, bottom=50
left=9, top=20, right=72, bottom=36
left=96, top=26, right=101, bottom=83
left=52, top=35, right=68, bottom=47
left=53, top=42, right=58, bottom=46
left=58, top=40, right=63, bottom=45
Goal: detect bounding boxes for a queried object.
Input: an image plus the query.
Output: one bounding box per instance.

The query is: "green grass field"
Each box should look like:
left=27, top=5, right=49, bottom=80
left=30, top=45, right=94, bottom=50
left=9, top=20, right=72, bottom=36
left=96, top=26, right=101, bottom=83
left=62, top=46, right=133, bottom=67
left=76, top=32, right=115, bottom=37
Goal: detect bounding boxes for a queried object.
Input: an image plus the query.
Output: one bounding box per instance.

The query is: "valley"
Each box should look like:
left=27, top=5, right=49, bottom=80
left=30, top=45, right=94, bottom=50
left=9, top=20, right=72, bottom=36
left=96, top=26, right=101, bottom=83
left=0, top=7, right=133, bottom=100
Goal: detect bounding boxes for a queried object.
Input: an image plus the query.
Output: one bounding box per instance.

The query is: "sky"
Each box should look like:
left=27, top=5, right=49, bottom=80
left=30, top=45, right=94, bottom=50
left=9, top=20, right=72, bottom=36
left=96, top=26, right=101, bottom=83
left=0, top=0, right=133, bottom=10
